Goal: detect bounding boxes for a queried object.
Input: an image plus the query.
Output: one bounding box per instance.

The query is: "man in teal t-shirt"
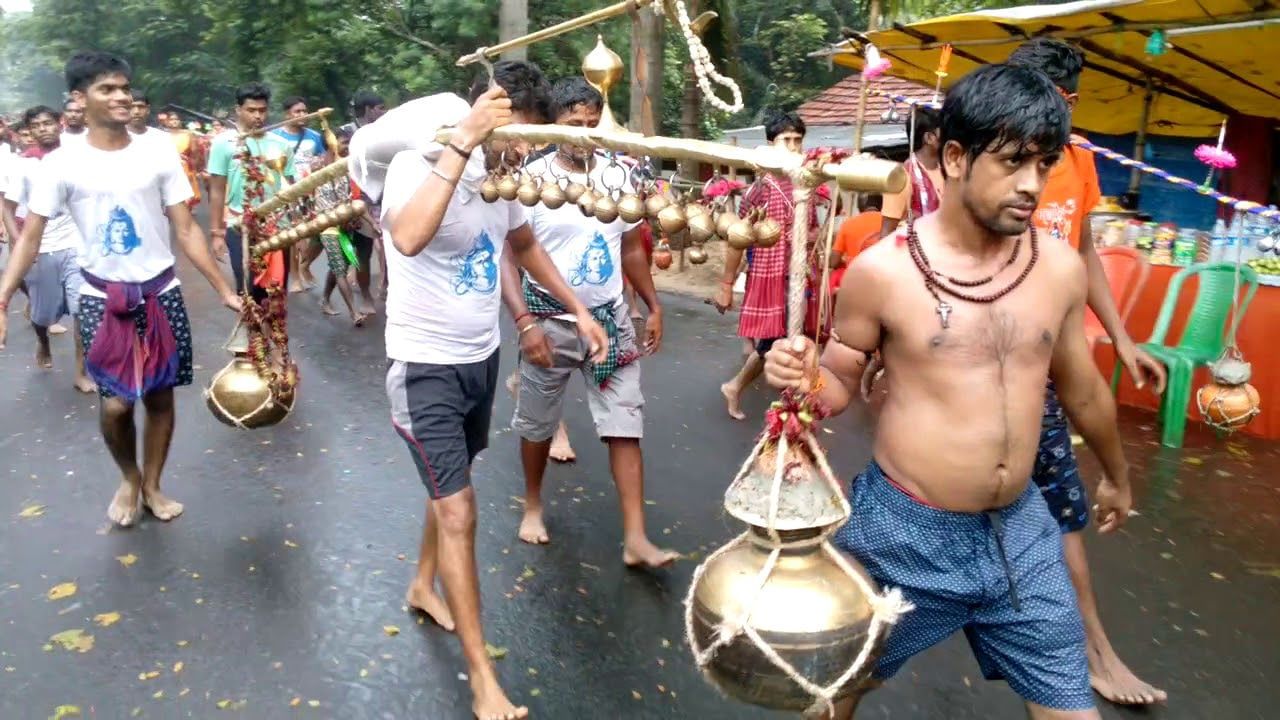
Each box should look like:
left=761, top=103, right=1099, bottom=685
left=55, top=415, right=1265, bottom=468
left=271, top=96, right=327, bottom=176
left=207, top=82, right=296, bottom=299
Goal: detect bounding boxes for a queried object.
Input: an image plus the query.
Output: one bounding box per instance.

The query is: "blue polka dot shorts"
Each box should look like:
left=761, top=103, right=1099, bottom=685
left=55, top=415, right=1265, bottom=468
left=77, top=286, right=195, bottom=400
left=1034, top=382, right=1090, bottom=534
left=833, top=460, right=1093, bottom=711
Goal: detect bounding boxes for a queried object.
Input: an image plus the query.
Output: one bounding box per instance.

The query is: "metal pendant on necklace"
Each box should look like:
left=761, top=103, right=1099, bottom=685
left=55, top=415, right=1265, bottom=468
left=936, top=300, right=953, bottom=329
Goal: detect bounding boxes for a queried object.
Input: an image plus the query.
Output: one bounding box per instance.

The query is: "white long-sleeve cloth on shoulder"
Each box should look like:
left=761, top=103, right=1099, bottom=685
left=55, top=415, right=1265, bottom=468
left=347, top=93, right=485, bottom=206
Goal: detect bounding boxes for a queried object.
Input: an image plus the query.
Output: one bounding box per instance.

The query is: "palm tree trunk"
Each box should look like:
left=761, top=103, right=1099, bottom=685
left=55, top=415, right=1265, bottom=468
left=628, top=5, right=663, bottom=135
left=868, top=0, right=882, bottom=31
left=499, top=0, right=529, bottom=60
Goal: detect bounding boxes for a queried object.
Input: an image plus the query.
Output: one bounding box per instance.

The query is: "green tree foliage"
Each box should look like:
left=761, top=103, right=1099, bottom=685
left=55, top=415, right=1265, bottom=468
left=0, top=0, right=1038, bottom=129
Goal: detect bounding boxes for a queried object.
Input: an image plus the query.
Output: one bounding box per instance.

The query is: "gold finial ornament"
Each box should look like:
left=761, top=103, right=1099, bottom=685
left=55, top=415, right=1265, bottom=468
left=582, top=35, right=626, bottom=133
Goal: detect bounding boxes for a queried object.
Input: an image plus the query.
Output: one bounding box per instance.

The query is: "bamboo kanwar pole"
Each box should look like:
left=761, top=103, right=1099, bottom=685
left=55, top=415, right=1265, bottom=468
left=456, top=0, right=656, bottom=66
left=251, top=158, right=350, bottom=218
left=434, top=125, right=906, bottom=193
left=239, top=108, right=334, bottom=139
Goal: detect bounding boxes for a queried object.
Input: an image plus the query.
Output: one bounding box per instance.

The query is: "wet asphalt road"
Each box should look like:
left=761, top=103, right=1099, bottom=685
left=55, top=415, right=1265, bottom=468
left=1, top=253, right=1279, bottom=719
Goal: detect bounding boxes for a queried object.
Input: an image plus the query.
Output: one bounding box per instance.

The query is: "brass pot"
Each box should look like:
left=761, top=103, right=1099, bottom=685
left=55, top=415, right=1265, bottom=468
left=350, top=199, right=367, bottom=216
left=480, top=177, right=501, bottom=203
left=716, top=210, right=737, bottom=240
left=657, top=204, right=687, bottom=235
left=688, top=524, right=881, bottom=710
left=497, top=175, right=520, bottom=202
left=617, top=194, right=647, bottom=224
left=687, top=211, right=717, bottom=244
left=594, top=195, right=620, bottom=224
left=645, top=194, right=671, bottom=220
left=540, top=182, right=568, bottom=209
left=578, top=188, right=599, bottom=218
left=564, top=181, right=587, bottom=204
left=517, top=178, right=542, bottom=207
left=754, top=217, right=783, bottom=248
left=727, top=217, right=758, bottom=249
left=687, top=245, right=709, bottom=265
left=205, top=358, right=295, bottom=429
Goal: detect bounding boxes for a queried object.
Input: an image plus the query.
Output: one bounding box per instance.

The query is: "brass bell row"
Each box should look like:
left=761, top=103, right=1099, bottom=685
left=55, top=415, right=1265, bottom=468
left=252, top=199, right=368, bottom=257
left=479, top=166, right=673, bottom=228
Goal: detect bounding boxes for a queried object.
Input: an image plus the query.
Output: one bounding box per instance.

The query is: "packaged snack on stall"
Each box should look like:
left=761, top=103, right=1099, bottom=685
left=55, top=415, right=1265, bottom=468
left=1174, top=228, right=1198, bottom=266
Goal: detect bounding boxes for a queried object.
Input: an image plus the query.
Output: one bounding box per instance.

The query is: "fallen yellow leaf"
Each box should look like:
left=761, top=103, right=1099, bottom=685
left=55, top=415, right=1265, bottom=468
left=19, top=504, right=46, bottom=518
left=48, top=629, right=94, bottom=653
left=116, top=554, right=138, bottom=567
left=383, top=625, right=400, bottom=636
left=179, top=688, right=189, bottom=697
left=139, top=670, right=160, bottom=680
left=359, top=668, right=368, bottom=678
left=152, top=690, right=164, bottom=700
left=485, top=643, right=508, bottom=660
left=172, top=661, right=184, bottom=674
left=1210, top=572, right=1227, bottom=581
left=46, top=582, right=77, bottom=601
left=307, top=700, right=320, bottom=708
left=530, top=688, right=541, bottom=697
left=176, top=640, right=189, bottom=647
left=284, top=540, right=298, bottom=548
left=49, top=705, right=81, bottom=720
left=631, top=690, right=642, bottom=700
left=289, top=697, right=301, bottom=708
left=93, top=612, right=121, bottom=627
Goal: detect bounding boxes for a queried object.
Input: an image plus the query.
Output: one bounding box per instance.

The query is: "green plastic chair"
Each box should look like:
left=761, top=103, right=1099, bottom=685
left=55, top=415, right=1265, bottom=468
left=1111, top=261, right=1259, bottom=448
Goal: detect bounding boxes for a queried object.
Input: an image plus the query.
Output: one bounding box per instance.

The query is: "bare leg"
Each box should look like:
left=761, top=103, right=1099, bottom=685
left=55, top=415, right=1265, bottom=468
left=300, top=239, right=323, bottom=286
left=610, top=438, right=678, bottom=568
left=721, top=352, right=763, bottom=421
left=288, top=245, right=306, bottom=292
left=72, top=319, right=96, bottom=393
left=100, top=397, right=143, bottom=527
left=433, top=487, right=528, bottom=720
left=32, top=322, right=53, bottom=368
left=406, top=498, right=455, bottom=631
left=375, top=236, right=388, bottom=300
left=1063, top=533, right=1166, bottom=705
left=322, top=269, right=363, bottom=325
left=1026, top=701, right=1101, bottom=719
left=139, top=388, right=183, bottom=521
left=517, top=437, right=552, bottom=545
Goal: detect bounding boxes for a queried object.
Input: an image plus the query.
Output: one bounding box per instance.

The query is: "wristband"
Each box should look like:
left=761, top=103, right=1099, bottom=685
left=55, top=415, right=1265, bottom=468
left=447, top=142, right=472, bottom=160
left=518, top=322, right=539, bottom=335
left=431, top=167, right=458, bottom=187
left=513, top=312, right=531, bottom=327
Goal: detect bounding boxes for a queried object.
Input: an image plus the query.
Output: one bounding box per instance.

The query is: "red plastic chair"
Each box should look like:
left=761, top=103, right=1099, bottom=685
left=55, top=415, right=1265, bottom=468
left=1084, top=246, right=1149, bottom=350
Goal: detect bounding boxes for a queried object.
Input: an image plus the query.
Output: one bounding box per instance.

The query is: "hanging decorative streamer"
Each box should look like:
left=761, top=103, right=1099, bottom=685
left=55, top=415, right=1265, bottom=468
left=1195, top=119, right=1238, bottom=190
left=932, top=44, right=952, bottom=104
left=866, top=88, right=1280, bottom=221
left=862, top=43, right=892, bottom=81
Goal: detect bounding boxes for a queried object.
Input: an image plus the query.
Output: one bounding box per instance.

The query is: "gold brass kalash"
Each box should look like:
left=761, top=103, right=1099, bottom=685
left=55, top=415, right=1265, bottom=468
left=447, top=7, right=911, bottom=715
left=205, top=109, right=365, bottom=429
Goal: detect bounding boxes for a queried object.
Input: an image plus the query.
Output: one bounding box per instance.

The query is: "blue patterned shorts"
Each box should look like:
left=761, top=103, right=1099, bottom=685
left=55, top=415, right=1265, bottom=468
left=76, top=285, right=195, bottom=400
left=833, top=461, right=1092, bottom=711
left=1034, top=382, right=1089, bottom=534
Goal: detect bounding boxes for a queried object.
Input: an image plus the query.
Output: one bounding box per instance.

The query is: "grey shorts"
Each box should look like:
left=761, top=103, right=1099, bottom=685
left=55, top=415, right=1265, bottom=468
left=25, top=248, right=81, bottom=327
left=512, top=304, right=644, bottom=442
left=387, top=351, right=500, bottom=500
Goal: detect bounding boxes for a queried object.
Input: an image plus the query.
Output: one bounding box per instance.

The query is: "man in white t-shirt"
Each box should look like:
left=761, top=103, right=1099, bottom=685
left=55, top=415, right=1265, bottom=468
left=60, top=98, right=88, bottom=147
left=1, top=104, right=95, bottom=391
left=507, top=78, right=675, bottom=570
left=378, top=62, right=606, bottom=720
left=126, top=92, right=170, bottom=144
left=0, top=51, right=241, bottom=529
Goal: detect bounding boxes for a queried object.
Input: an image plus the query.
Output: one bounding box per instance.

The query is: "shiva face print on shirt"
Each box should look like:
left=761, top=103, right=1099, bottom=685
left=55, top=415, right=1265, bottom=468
left=451, top=231, right=499, bottom=295
left=569, top=233, right=614, bottom=287
left=99, top=206, right=142, bottom=257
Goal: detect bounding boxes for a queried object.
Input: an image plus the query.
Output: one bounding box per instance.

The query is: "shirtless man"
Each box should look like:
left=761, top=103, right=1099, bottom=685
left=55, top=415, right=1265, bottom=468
left=765, top=64, right=1130, bottom=719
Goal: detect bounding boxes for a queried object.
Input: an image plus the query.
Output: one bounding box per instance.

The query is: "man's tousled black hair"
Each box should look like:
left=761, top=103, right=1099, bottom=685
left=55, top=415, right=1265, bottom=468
left=23, top=105, right=60, bottom=125
left=939, top=63, right=1070, bottom=178
left=235, top=82, right=271, bottom=106
left=469, top=61, right=552, bottom=122
left=763, top=109, right=805, bottom=142
left=549, top=77, right=602, bottom=120
left=1007, top=37, right=1084, bottom=94
left=64, top=50, right=132, bottom=93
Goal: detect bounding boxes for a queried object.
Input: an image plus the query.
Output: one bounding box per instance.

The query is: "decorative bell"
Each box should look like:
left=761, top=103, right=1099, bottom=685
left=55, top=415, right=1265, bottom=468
left=540, top=182, right=568, bottom=209
left=564, top=181, right=587, bottom=204
left=517, top=177, right=542, bottom=207
left=754, top=217, right=783, bottom=248
left=687, top=211, right=716, bottom=243
left=594, top=195, right=620, bottom=224
left=645, top=194, right=671, bottom=219
left=716, top=210, right=737, bottom=240
left=480, top=177, right=501, bottom=203
left=578, top=188, right=599, bottom=218
left=727, top=217, right=758, bottom=249
left=658, top=204, right=688, bottom=235
left=687, top=246, right=709, bottom=264
left=497, top=175, right=520, bottom=202
left=617, top=194, right=647, bottom=224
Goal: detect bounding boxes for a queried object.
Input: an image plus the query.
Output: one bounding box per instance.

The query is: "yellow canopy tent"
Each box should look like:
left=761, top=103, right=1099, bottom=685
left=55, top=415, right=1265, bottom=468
left=819, top=0, right=1280, bottom=137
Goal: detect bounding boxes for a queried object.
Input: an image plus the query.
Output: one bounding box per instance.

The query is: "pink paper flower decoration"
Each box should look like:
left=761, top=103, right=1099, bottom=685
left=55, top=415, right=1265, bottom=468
left=862, top=44, right=892, bottom=80
left=1195, top=144, right=1237, bottom=170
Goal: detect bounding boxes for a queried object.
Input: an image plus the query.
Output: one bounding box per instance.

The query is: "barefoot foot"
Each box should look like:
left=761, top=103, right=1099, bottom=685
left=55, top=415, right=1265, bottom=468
left=320, top=299, right=340, bottom=316
left=48, top=322, right=69, bottom=335
left=517, top=507, right=550, bottom=545
left=73, top=375, right=98, bottom=394
left=1089, top=645, right=1166, bottom=706
left=141, top=488, right=185, bottom=521
left=548, top=423, right=575, bottom=463
left=36, top=348, right=53, bottom=369
left=406, top=578, right=455, bottom=632
left=107, top=483, right=141, bottom=527
left=471, top=673, right=528, bottom=720
left=721, top=382, right=746, bottom=420
left=353, top=313, right=368, bottom=328
left=623, top=538, right=679, bottom=569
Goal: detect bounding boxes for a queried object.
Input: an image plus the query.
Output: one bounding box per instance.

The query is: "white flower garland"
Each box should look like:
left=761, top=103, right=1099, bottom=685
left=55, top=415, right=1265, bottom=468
left=670, top=0, right=745, bottom=114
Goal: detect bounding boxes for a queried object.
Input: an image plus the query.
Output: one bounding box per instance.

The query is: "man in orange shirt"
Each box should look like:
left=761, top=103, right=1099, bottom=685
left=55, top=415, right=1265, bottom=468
left=879, top=106, right=942, bottom=238
left=1010, top=38, right=1167, bottom=708
left=829, top=196, right=882, bottom=293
